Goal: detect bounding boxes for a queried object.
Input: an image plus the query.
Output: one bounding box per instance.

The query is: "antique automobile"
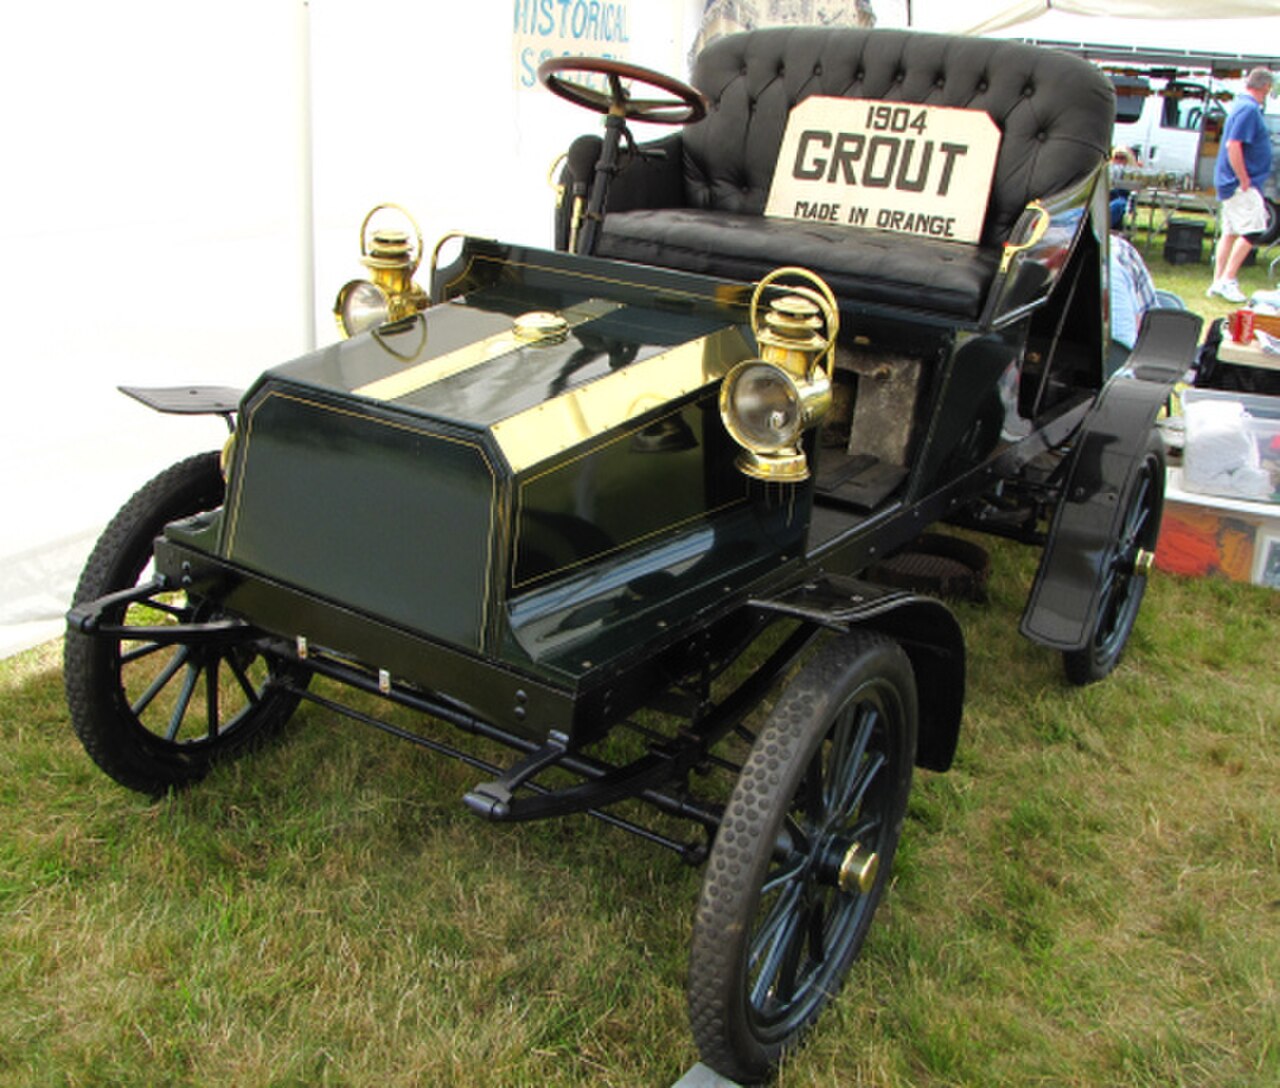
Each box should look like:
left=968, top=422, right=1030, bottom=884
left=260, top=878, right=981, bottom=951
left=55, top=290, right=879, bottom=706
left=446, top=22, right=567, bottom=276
left=65, top=27, right=1201, bottom=1084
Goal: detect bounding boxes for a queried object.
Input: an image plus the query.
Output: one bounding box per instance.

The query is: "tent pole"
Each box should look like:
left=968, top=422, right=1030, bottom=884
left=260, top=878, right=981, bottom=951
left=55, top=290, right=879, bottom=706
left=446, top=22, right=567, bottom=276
left=296, top=0, right=317, bottom=352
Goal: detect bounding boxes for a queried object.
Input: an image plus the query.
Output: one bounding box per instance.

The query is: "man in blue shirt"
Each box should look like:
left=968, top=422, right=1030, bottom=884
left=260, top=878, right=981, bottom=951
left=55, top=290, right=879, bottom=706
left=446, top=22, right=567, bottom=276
left=1208, top=68, right=1275, bottom=304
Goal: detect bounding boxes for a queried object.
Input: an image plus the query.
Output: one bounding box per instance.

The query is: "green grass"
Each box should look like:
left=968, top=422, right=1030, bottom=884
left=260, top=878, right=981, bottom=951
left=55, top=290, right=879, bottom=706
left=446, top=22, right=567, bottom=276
left=1128, top=214, right=1275, bottom=325
left=3, top=247, right=1278, bottom=1086
left=3, top=531, right=1278, bottom=1087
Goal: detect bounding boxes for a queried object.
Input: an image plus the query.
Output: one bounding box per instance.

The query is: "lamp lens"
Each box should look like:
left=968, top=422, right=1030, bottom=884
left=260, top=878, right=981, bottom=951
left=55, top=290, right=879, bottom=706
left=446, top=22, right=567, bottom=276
left=727, top=363, right=802, bottom=449
left=339, top=281, right=390, bottom=336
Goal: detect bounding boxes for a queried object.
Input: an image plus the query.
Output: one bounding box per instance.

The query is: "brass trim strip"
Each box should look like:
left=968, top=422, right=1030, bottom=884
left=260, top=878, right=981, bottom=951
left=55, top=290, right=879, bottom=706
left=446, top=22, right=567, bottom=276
left=490, top=326, right=753, bottom=475
left=353, top=298, right=622, bottom=402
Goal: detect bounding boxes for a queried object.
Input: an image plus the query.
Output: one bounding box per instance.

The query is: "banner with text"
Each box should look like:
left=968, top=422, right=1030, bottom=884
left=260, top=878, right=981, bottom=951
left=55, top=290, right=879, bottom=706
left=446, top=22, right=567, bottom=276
left=513, top=0, right=632, bottom=90
left=764, top=97, right=1001, bottom=244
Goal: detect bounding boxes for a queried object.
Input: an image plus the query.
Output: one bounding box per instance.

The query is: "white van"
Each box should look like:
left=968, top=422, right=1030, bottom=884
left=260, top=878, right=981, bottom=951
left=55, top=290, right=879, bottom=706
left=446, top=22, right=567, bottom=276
left=1111, top=74, right=1224, bottom=189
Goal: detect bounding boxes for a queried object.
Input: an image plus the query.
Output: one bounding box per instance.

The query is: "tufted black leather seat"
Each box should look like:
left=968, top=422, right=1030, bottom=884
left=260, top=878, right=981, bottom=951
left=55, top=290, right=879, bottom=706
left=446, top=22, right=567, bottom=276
left=567, top=28, right=1115, bottom=321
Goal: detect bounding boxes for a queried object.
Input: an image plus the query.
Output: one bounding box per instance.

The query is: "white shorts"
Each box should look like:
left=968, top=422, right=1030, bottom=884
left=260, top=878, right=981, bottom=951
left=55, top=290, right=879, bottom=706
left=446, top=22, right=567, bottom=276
left=1220, top=186, right=1268, bottom=236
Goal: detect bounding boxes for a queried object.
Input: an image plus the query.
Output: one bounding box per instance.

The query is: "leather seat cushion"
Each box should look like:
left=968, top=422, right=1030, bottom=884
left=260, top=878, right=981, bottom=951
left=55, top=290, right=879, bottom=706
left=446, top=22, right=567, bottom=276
left=597, top=208, right=1000, bottom=319
left=682, top=28, right=1115, bottom=249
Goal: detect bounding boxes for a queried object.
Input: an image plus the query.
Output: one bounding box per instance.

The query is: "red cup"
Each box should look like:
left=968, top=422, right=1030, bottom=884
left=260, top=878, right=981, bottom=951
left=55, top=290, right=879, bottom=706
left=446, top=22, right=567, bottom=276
left=1229, top=308, right=1256, bottom=344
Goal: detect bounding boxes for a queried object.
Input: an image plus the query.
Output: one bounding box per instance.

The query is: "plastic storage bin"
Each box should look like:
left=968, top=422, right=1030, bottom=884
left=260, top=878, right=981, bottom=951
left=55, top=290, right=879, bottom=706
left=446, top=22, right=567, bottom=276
left=1181, top=387, right=1280, bottom=503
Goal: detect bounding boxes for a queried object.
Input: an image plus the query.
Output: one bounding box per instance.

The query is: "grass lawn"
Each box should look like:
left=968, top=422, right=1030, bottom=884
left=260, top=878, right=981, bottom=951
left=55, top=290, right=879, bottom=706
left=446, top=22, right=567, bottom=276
left=1, top=232, right=1277, bottom=1087
left=1129, top=214, right=1276, bottom=326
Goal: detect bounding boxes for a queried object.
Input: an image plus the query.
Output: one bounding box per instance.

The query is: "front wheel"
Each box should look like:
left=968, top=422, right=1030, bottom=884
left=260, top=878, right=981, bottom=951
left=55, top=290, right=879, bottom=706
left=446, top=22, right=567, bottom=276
left=688, top=632, right=918, bottom=1083
left=1062, top=429, right=1164, bottom=686
left=64, top=452, right=304, bottom=795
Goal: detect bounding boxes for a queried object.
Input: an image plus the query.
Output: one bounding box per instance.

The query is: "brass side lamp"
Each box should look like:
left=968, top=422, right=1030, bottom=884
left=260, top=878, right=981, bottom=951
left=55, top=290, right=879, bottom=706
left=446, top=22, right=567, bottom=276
left=719, top=267, right=839, bottom=482
left=333, top=203, right=428, bottom=338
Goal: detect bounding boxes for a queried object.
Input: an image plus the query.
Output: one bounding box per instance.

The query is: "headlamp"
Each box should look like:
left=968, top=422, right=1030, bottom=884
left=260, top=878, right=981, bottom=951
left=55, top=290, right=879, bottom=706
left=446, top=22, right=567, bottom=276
left=720, top=361, right=830, bottom=476
left=335, top=279, right=392, bottom=337
left=333, top=204, right=428, bottom=338
left=719, top=268, right=839, bottom=482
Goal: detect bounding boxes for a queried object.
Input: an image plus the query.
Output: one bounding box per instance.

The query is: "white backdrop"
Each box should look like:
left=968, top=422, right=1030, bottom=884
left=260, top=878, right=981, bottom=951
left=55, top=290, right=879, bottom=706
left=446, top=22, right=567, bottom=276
left=3, top=0, right=1277, bottom=656
left=0, top=0, right=696, bottom=657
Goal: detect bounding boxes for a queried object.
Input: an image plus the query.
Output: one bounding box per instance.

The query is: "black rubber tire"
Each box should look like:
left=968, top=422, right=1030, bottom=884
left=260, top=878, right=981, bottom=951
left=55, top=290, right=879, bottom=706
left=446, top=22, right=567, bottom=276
left=688, top=632, right=918, bottom=1083
left=64, top=451, right=302, bottom=795
left=1062, top=429, right=1165, bottom=686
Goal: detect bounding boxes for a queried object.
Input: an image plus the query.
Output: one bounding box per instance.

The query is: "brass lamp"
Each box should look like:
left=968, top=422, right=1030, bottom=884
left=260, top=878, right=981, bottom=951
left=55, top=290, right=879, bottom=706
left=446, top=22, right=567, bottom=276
left=333, top=203, right=428, bottom=338
left=719, top=267, right=839, bottom=482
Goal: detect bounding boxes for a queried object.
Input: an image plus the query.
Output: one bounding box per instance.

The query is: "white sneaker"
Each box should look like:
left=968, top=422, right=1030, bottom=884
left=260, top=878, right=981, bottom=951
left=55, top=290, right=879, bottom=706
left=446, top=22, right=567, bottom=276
left=1208, top=279, right=1247, bottom=303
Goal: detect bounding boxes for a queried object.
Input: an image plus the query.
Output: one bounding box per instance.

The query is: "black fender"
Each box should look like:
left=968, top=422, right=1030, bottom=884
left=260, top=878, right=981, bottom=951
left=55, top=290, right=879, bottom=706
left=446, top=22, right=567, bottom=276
left=749, top=575, right=965, bottom=773
left=1020, top=308, right=1201, bottom=651
left=119, top=384, right=243, bottom=423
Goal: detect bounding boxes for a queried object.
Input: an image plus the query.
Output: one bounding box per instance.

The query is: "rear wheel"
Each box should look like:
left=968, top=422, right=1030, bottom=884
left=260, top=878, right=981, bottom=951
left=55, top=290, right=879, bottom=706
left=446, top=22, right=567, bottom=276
left=1062, top=429, right=1164, bottom=685
left=64, top=452, right=303, bottom=795
left=688, top=632, right=917, bottom=1083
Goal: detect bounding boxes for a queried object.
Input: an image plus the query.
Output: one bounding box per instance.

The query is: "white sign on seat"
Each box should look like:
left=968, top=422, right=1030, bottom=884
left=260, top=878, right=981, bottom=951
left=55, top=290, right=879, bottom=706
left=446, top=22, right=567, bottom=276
left=765, top=97, right=1002, bottom=244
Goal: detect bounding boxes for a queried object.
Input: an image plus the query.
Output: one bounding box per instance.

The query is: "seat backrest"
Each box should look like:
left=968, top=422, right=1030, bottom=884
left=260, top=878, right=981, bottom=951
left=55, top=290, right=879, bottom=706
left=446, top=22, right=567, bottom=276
left=683, top=28, right=1115, bottom=248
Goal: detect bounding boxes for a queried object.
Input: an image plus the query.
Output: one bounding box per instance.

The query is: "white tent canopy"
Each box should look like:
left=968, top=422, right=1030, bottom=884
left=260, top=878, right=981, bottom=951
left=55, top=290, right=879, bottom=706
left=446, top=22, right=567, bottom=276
left=966, top=0, right=1280, bottom=37
left=891, top=0, right=1280, bottom=67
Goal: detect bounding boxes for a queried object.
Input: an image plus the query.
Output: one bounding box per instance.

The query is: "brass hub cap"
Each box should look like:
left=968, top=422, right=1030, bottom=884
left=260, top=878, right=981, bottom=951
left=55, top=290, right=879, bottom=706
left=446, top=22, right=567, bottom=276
left=838, top=843, right=880, bottom=896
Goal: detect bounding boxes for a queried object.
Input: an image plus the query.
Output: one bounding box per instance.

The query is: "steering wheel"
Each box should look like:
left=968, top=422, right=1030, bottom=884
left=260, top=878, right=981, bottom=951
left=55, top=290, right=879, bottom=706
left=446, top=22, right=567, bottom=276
left=538, top=56, right=707, bottom=125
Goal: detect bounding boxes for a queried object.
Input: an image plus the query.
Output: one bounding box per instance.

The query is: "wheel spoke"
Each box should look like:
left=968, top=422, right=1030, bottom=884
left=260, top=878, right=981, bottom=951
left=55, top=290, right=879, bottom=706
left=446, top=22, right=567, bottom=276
left=772, top=905, right=810, bottom=1005
left=121, top=640, right=168, bottom=666
left=205, top=657, right=221, bottom=740
left=823, top=706, right=857, bottom=807
left=750, top=878, right=805, bottom=974
left=1097, top=564, right=1120, bottom=603
left=825, top=704, right=876, bottom=815
left=750, top=883, right=810, bottom=1008
left=627, top=96, right=681, bottom=114
left=608, top=72, right=626, bottom=106
left=847, top=813, right=881, bottom=847
left=1126, top=501, right=1150, bottom=547
left=806, top=886, right=829, bottom=967
left=780, top=812, right=812, bottom=858
left=225, top=652, right=261, bottom=707
left=129, top=646, right=190, bottom=717
left=1124, top=473, right=1152, bottom=542
left=760, top=854, right=807, bottom=898
left=164, top=661, right=202, bottom=742
left=835, top=750, right=886, bottom=828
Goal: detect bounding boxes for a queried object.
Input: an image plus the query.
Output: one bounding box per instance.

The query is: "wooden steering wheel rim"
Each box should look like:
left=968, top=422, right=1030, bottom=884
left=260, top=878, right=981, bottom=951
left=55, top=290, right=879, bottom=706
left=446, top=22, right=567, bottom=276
left=537, top=55, right=708, bottom=125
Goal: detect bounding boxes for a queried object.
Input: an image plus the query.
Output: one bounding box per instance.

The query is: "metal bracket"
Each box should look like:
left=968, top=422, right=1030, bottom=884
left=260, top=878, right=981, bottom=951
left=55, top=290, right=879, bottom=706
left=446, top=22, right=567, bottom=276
left=463, top=732, right=570, bottom=819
